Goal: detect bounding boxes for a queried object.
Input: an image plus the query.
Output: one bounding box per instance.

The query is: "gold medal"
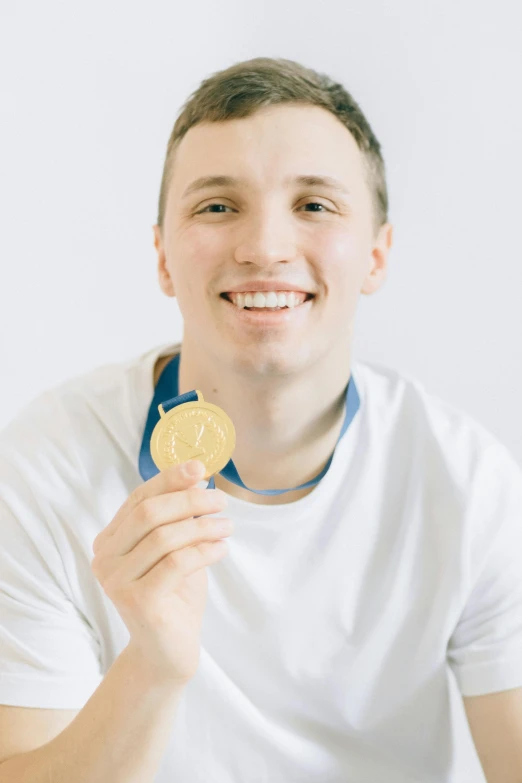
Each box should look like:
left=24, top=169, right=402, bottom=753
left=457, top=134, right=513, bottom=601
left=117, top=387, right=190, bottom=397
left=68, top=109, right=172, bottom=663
left=150, top=390, right=236, bottom=479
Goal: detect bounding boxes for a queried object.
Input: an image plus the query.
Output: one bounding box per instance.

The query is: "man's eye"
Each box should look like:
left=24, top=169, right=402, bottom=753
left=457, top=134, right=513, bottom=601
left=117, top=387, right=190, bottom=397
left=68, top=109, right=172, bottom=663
left=196, top=203, right=232, bottom=214
left=300, top=202, right=328, bottom=212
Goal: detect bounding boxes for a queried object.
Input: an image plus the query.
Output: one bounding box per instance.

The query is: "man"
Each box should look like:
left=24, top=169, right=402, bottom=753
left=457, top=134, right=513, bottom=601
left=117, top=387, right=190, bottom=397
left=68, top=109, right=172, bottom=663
left=1, top=57, right=521, bottom=782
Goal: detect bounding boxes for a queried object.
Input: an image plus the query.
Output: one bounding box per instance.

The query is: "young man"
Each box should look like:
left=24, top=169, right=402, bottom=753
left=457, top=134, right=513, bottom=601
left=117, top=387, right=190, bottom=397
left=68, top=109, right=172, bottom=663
left=1, top=57, right=521, bottom=783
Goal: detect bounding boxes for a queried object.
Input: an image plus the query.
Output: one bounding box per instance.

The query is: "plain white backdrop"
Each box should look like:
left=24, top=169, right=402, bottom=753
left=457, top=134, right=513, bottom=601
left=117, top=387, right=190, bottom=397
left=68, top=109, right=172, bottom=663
left=1, top=1, right=521, bottom=463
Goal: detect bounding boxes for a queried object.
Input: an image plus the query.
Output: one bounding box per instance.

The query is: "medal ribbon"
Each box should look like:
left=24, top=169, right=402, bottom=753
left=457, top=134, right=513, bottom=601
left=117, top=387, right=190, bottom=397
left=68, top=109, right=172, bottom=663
left=139, top=352, right=360, bottom=495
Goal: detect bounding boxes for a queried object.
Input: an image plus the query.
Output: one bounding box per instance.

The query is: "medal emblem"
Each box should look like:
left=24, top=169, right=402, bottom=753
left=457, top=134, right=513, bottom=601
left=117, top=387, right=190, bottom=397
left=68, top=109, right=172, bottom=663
left=150, top=390, right=236, bottom=478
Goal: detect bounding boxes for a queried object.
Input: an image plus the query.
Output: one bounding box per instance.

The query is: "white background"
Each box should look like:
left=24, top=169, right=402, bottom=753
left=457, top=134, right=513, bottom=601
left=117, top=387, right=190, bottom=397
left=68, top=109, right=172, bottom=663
left=1, top=1, right=521, bottom=463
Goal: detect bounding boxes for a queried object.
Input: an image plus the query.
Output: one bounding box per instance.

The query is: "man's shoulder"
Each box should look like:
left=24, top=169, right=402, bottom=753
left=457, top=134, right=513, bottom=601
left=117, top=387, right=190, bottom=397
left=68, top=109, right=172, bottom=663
left=0, top=342, right=177, bottom=463
left=353, top=358, right=516, bottom=478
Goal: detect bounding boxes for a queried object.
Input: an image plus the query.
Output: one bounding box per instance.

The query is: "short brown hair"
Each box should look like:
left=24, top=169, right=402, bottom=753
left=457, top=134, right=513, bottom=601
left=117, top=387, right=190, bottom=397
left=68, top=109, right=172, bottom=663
left=157, top=57, right=389, bottom=238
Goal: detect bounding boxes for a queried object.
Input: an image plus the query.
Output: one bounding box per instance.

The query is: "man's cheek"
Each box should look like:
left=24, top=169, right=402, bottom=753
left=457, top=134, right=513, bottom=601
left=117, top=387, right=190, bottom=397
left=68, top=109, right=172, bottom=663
left=314, top=229, right=360, bottom=269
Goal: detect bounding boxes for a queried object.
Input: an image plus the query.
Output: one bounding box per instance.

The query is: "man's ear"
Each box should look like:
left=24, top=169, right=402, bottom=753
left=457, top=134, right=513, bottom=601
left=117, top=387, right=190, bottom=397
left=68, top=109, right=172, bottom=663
left=361, top=223, right=393, bottom=295
left=153, top=224, right=176, bottom=298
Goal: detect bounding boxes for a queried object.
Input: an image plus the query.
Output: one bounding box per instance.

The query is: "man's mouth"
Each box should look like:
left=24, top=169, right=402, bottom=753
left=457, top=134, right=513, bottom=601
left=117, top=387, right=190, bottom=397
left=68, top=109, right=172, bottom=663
left=220, top=291, right=315, bottom=311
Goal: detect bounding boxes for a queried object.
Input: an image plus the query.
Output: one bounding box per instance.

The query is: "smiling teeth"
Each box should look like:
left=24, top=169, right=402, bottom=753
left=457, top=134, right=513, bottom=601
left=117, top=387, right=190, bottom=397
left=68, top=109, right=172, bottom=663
left=228, top=291, right=307, bottom=309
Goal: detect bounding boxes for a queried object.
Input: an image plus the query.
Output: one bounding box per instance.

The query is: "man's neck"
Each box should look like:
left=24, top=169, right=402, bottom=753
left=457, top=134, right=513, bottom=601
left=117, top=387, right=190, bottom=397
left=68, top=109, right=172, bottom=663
left=153, top=342, right=351, bottom=506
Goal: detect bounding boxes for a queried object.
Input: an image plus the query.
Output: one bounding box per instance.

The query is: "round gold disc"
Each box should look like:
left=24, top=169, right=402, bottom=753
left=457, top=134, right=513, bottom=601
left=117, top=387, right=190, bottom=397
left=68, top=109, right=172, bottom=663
left=150, top=391, right=236, bottom=479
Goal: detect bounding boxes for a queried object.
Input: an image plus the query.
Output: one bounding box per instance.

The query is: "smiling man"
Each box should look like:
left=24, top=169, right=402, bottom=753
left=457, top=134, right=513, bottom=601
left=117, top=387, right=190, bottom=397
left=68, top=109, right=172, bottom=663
left=1, top=57, right=522, bottom=783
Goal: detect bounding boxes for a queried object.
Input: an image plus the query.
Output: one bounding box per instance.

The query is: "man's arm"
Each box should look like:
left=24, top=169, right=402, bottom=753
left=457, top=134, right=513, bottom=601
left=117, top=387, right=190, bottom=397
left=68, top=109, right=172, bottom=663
left=464, top=687, right=522, bottom=783
left=0, top=645, right=186, bottom=783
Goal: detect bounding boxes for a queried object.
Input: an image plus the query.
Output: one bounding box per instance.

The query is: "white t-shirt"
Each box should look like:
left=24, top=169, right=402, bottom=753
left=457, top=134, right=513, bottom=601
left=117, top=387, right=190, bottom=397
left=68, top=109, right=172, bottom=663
left=1, top=341, right=522, bottom=783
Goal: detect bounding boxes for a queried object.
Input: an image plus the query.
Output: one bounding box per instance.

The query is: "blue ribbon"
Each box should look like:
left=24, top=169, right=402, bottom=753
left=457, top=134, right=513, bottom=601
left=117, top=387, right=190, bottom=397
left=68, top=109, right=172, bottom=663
left=139, top=352, right=360, bottom=495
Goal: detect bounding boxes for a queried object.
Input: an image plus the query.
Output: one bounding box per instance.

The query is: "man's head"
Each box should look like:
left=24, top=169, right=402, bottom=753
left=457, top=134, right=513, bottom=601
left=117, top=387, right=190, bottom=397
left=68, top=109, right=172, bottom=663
left=153, top=57, right=393, bottom=378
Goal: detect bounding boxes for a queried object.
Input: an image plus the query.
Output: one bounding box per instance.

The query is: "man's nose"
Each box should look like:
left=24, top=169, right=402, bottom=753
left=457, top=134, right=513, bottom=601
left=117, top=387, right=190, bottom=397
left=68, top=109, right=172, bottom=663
left=233, top=210, right=299, bottom=266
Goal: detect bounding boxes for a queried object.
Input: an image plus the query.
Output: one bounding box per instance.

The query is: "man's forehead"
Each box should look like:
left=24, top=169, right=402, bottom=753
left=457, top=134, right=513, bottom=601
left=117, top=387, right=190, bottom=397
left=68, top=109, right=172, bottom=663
left=169, top=106, right=363, bottom=197
left=178, top=104, right=358, bottom=157
left=180, top=105, right=358, bottom=152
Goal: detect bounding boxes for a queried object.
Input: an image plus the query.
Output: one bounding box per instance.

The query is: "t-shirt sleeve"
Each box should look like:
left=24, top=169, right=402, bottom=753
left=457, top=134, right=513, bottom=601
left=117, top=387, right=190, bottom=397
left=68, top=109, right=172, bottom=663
left=0, top=442, right=104, bottom=709
left=447, top=440, right=522, bottom=697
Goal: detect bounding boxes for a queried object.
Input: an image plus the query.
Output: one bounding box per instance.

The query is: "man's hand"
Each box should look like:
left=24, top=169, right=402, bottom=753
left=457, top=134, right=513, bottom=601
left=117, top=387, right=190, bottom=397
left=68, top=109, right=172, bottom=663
left=91, top=459, right=232, bottom=685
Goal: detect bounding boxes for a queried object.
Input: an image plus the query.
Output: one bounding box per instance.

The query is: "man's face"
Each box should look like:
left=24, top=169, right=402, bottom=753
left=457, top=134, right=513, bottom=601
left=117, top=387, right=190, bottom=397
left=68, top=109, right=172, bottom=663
left=154, top=103, right=392, bottom=377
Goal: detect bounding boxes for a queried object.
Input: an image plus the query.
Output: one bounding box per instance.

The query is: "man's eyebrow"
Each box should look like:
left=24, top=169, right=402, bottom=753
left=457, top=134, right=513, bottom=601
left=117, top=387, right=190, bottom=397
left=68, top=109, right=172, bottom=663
left=181, top=174, right=350, bottom=199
